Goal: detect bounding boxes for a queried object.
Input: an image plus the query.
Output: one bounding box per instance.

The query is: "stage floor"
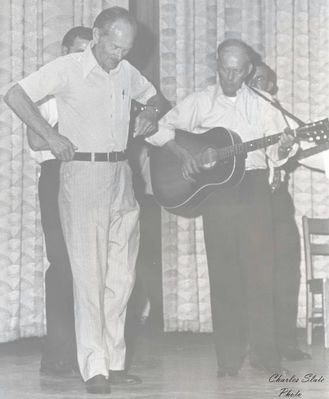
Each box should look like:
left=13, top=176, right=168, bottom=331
left=0, top=326, right=328, bottom=399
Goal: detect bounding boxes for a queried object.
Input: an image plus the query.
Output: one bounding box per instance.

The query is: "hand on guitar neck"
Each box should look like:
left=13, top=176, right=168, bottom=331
left=277, top=130, right=296, bottom=159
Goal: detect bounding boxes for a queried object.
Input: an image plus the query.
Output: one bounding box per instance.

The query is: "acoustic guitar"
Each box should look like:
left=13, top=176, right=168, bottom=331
left=149, top=119, right=329, bottom=217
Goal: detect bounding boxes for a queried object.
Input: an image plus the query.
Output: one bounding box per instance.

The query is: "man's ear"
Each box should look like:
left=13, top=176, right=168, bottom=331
left=267, top=81, right=274, bottom=93
left=93, top=27, right=100, bottom=44
left=247, top=63, right=253, bottom=76
left=245, top=64, right=255, bottom=83
left=244, top=64, right=254, bottom=83
left=61, top=45, right=68, bottom=56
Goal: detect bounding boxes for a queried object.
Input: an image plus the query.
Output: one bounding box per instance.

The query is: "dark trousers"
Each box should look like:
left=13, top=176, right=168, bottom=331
left=125, top=195, right=163, bottom=368
left=38, top=160, right=76, bottom=366
left=202, top=171, right=279, bottom=368
left=272, top=183, right=301, bottom=352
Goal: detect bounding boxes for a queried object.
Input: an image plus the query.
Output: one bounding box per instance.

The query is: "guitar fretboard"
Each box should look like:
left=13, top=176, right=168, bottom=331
left=214, top=119, right=329, bottom=161
left=216, top=131, right=283, bottom=161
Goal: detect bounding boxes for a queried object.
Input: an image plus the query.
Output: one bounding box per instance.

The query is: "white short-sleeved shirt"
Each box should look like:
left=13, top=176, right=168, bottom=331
left=19, top=44, right=156, bottom=152
left=148, top=84, right=297, bottom=170
left=299, top=141, right=329, bottom=177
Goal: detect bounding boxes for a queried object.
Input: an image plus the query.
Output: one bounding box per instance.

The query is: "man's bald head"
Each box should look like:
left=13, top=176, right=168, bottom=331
left=217, top=39, right=253, bottom=63
left=216, top=39, right=254, bottom=97
left=92, top=7, right=137, bottom=72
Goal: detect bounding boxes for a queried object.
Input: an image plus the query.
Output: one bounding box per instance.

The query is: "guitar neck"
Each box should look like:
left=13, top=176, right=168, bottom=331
left=215, top=118, right=329, bottom=161
left=217, top=131, right=282, bottom=160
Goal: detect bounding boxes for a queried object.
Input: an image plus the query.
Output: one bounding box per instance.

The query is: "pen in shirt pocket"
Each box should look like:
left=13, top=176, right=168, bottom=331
left=120, top=89, right=126, bottom=119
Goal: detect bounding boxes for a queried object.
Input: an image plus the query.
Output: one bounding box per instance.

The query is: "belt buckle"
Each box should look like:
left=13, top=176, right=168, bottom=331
left=110, top=152, right=118, bottom=162
left=91, top=153, right=95, bottom=162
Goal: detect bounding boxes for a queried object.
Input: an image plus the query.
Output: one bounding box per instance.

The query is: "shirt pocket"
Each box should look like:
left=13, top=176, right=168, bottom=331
left=119, top=79, right=132, bottom=130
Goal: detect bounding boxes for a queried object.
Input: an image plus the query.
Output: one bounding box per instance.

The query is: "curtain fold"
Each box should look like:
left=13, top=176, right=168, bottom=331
left=0, top=0, right=128, bottom=343
left=159, top=0, right=329, bottom=332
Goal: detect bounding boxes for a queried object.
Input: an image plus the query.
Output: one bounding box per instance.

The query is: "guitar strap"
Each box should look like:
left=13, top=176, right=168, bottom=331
left=249, top=87, right=305, bottom=128
left=249, top=87, right=304, bottom=187
left=250, top=86, right=328, bottom=158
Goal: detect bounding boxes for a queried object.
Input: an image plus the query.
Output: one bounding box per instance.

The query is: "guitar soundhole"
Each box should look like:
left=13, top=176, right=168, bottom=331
left=200, top=147, right=217, bottom=170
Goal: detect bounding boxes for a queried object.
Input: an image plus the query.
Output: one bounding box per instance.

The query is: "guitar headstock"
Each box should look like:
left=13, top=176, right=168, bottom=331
left=296, top=118, right=329, bottom=144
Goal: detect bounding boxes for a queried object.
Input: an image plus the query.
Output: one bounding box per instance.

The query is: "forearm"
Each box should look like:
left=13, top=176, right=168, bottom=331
left=26, top=127, right=51, bottom=151
left=134, top=93, right=171, bottom=138
left=145, top=93, right=170, bottom=119
left=163, top=139, right=188, bottom=161
left=4, top=84, right=55, bottom=145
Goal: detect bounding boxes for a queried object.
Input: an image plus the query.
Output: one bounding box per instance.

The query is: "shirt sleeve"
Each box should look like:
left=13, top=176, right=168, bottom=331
left=298, top=141, right=327, bottom=172
left=147, top=92, right=205, bottom=147
left=18, top=57, right=69, bottom=102
left=38, top=97, right=58, bottom=127
left=128, top=63, right=156, bottom=104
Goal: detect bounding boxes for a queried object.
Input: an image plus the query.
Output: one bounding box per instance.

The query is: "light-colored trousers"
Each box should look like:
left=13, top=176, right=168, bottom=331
left=59, top=161, right=140, bottom=381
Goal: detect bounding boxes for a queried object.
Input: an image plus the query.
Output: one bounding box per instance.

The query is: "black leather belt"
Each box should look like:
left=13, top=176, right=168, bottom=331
left=73, top=151, right=127, bottom=162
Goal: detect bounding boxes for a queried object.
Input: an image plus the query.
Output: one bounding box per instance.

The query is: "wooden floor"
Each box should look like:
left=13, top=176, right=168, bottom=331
left=0, top=325, right=328, bottom=399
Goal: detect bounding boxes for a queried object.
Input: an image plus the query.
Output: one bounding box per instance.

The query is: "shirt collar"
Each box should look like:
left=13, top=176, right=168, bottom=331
left=82, top=43, right=98, bottom=78
left=214, top=81, right=249, bottom=98
left=82, top=43, right=123, bottom=78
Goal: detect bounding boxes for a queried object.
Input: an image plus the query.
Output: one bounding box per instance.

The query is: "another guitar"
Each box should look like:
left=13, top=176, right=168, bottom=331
left=149, top=119, right=329, bottom=217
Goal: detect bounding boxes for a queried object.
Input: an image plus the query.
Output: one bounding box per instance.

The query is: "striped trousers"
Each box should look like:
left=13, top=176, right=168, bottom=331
left=59, top=160, right=140, bottom=381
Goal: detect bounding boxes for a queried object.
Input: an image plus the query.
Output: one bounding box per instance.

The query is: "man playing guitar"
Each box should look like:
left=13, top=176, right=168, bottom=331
left=147, top=39, right=296, bottom=377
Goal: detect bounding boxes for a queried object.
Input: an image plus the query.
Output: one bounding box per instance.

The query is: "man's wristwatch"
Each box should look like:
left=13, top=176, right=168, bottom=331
left=278, top=145, right=292, bottom=153
left=141, top=104, right=161, bottom=116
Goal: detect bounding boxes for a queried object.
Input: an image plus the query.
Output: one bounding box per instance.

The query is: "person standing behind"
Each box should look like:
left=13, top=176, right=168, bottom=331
left=26, top=26, right=93, bottom=377
left=249, top=62, right=311, bottom=361
left=4, top=7, right=164, bottom=394
left=148, top=39, right=296, bottom=377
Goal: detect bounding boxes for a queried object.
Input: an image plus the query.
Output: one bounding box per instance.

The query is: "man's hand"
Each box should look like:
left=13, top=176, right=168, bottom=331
left=3, top=84, right=77, bottom=160
left=277, top=131, right=296, bottom=159
left=47, top=132, right=78, bottom=161
left=134, top=108, right=158, bottom=138
left=181, top=150, right=202, bottom=182
left=164, top=140, right=201, bottom=182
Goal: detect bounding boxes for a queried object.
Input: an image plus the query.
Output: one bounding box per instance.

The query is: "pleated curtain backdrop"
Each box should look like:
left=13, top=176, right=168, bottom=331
left=0, top=0, right=127, bottom=343
left=159, top=0, right=329, bottom=332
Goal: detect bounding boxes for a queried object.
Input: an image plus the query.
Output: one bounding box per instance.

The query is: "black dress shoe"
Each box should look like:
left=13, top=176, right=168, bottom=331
left=281, top=347, right=311, bottom=361
left=108, top=370, right=142, bottom=385
left=85, top=375, right=111, bottom=394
